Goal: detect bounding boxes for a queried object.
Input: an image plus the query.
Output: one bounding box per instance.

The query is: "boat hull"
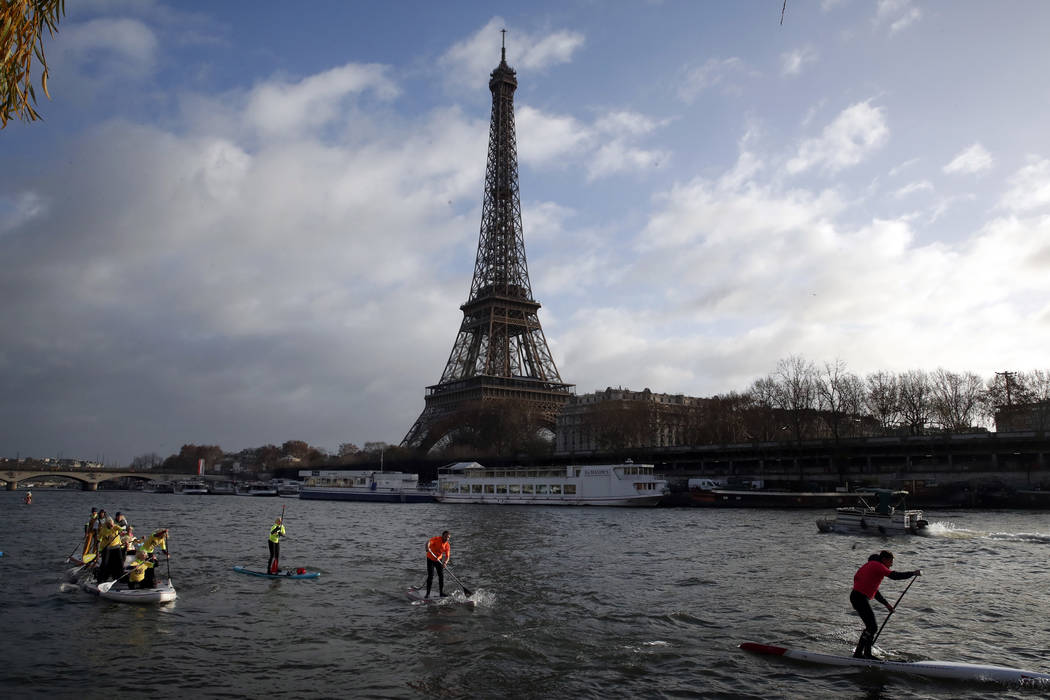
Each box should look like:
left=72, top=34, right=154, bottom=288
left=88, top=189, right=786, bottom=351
left=233, top=566, right=320, bottom=579
left=435, top=494, right=663, bottom=506
left=300, top=488, right=434, bottom=503
left=690, top=489, right=856, bottom=508
left=740, top=642, right=1050, bottom=684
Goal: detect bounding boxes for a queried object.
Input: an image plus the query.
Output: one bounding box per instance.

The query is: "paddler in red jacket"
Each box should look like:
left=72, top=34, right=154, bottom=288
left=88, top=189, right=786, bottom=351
left=425, top=531, right=451, bottom=598
left=851, top=550, right=920, bottom=658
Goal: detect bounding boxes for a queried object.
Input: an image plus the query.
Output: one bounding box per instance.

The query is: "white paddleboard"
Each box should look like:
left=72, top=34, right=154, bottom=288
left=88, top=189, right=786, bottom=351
left=740, top=642, right=1050, bottom=684
left=406, top=586, right=477, bottom=608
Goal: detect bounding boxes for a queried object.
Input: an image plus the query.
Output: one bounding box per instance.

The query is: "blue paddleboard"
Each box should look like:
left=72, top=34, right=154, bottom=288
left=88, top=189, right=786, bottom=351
left=232, top=565, right=320, bottom=579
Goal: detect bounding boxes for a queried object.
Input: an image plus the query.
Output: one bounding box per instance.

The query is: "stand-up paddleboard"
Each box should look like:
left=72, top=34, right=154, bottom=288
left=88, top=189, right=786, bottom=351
left=406, top=586, right=477, bottom=608
left=65, top=566, right=177, bottom=604
left=232, top=566, right=320, bottom=579
left=740, top=643, right=1050, bottom=684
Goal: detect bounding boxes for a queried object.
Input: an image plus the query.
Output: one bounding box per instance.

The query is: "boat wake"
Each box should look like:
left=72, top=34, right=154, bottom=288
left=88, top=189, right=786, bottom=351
left=923, top=521, right=1050, bottom=544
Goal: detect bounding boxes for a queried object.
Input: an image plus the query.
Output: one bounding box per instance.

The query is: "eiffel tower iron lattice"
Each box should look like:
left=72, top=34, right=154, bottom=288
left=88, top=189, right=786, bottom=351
left=401, top=40, right=574, bottom=451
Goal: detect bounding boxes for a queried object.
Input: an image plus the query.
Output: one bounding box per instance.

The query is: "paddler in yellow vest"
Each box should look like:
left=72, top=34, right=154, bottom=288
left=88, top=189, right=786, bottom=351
left=80, top=507, right=99, bottom=564
left=139, top=528, right=169, bottom=588
left=114, top=512, right=134, bottom=559
left=126, top=549, right=155, bottom=590
left=268, top=517, right=286, bottom=574
left=96, top=517, right=125, bottom=583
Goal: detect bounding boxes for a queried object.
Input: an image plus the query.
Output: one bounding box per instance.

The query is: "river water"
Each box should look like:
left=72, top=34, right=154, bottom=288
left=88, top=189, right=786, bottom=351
left=2, top=490, right=1050, bottom=699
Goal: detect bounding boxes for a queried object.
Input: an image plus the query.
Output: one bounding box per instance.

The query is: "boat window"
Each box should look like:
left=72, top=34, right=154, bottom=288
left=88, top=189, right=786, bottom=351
left=522, top=484, right=534, bottom=494
left=550, top=484, right=562, bottom=495
left=564, top=484, right=576, bottom=495
left=536, top=484, right=548, bottom=494
left=509, top=484, right=520, bottom=494
left=496, top=484, right=508, bottom=494
left=471, top=484, right=482, bottom=494
left=484, top=484, right=495, bottom=494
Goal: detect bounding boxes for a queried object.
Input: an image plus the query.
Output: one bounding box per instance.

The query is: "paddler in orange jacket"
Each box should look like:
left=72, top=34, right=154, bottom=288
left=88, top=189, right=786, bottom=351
left=851, top=550, right=920, bottom=658
left=425, top=531, right=451, bottom=598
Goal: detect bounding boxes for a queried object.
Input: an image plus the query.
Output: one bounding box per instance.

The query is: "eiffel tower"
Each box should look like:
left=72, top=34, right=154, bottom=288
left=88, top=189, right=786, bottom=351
left=401, top=36, right=574, bottom=451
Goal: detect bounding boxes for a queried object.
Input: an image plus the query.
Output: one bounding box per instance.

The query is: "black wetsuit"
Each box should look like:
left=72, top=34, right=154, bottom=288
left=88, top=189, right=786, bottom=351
left=426, top=558, right=445, bottom=597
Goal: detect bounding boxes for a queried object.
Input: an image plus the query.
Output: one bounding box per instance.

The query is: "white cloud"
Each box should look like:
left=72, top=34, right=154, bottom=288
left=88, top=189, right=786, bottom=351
left=595, top=111, right=663, bottom=137
left=677, top=57, right=749, bottom=102
left=1000, top=158, right=1050, bottom=213
left=781, top=46, right=818, bottom=76
left=893, top=180, right=933, bottom=198
left=516, top=106, right=669, bottom=180
left=586, top=140, right=669, bottom=181
left=943, top=143, right=993, bottom=175
left=440, top=18, right=584, bottom=88
left=58, top=18, right=159, bottom=78
left=786, top=101, right=889, bottom=174
left=875, top=0, right=922, bottom=34
left=244, top=63, right=399, bottom=137
left=515, top=105, right=591, bottom=165
left=0, top=192, right=47, bottom=235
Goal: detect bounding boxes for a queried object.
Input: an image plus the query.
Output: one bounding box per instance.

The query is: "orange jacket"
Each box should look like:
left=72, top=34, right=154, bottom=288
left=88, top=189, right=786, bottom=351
left=426, top=535, right=450, bottom=563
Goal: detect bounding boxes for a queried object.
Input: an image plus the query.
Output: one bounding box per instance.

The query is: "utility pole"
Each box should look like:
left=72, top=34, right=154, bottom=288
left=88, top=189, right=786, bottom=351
left=996, top=371, right=1016, bottom=406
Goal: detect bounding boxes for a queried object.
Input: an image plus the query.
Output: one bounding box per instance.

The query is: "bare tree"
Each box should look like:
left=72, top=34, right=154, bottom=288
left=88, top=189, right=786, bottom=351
left=815, top=359, right=862, bottom=441
left=837, top=372, right=867, bottom=438
left=773, top=355, right=817, bottom=444
left=865, top=370, right=901, bottom=434
left=930, top=368, right=985, bottom=432
left=898, top=369, right=932, bottom=435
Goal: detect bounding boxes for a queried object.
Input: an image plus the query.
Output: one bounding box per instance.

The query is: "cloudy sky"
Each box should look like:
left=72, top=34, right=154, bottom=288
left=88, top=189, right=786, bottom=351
left=3, top=1, right=1050, bottom=464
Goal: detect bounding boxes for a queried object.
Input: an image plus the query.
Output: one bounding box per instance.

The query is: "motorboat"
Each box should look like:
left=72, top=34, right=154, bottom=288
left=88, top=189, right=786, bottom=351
left=816, top=489, right=928, bottom=536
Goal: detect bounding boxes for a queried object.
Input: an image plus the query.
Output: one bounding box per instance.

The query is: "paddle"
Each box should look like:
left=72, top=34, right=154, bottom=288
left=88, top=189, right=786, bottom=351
left=165, top=533, right=172, bottom=585
left=872, top=571, right=920, bottom=645
left=65, top=540, right=84, bottom=563
left=97, top=569, right=132, bottom=593
left=442, top=563, right=473, bottom=597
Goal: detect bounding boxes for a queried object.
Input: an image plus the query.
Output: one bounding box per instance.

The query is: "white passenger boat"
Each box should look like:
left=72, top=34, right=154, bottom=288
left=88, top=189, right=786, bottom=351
left=143, top=480, right=174, bottom=494
left=207, top=480, right=236, bottom=495
left=276, top=479, right=302, bottom=498
left=236, top=480, right=278, bottom=496
left=436, top=461, right=667, bottom=506
left=816, top=489, right=928, bottom=536
left=176, top=479, right=209, bottom=495
left=298, top=470, right=435, bottom=503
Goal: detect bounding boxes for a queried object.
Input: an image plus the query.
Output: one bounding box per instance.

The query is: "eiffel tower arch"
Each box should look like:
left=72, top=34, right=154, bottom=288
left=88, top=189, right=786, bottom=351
left=402, top=38, right=574, bottom=452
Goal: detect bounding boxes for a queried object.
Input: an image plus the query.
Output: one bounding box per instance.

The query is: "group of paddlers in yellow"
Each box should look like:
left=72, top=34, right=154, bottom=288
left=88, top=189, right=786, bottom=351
left=73, top=507, right=169, bottom=589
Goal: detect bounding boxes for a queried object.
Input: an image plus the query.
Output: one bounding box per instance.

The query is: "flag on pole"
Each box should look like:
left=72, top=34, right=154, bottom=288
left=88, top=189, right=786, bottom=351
left=197, top=458, right=204, bottom=475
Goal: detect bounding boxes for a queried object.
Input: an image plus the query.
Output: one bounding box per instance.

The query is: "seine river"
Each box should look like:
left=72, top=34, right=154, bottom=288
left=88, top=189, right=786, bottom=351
left=2, top=489, right=1050, bottom=699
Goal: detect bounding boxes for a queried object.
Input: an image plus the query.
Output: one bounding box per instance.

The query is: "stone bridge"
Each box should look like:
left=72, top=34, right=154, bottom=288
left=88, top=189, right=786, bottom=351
left=1, top=469, right=198, bottom=491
